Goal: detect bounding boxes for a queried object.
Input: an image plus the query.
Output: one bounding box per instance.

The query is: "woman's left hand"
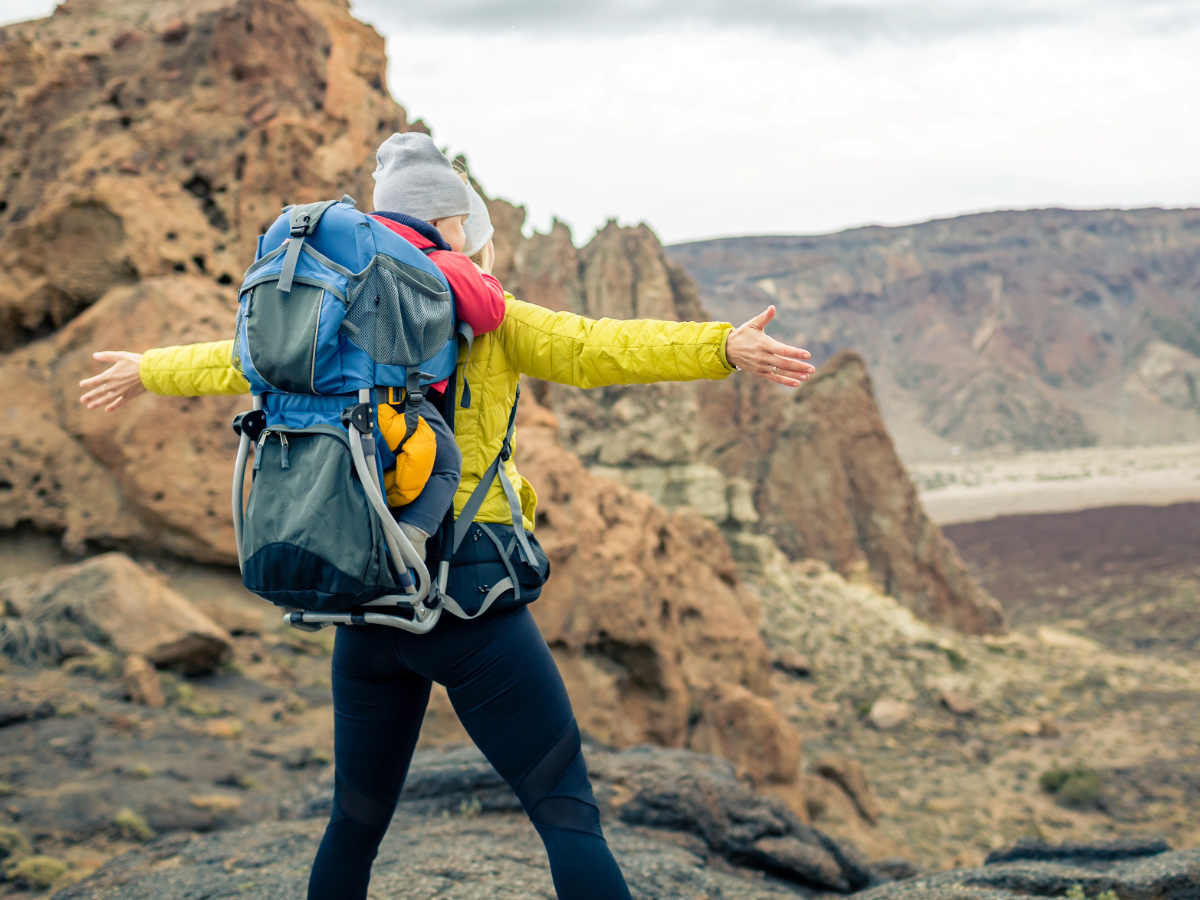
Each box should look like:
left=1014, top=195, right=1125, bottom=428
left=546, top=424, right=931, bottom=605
left=725, top=306, right=816, bottom=387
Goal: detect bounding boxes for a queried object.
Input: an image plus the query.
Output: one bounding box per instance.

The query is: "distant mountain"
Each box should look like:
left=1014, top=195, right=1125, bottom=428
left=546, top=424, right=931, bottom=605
left=668, top=208, right=1200, bottom=461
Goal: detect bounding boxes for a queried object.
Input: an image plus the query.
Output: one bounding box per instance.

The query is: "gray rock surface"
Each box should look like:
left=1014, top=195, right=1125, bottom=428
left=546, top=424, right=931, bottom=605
left=855, top=840, right=1200, bottom=899
left=284, top=743, right=872, bottom=893
left=52, top=816, right=826, bottom=900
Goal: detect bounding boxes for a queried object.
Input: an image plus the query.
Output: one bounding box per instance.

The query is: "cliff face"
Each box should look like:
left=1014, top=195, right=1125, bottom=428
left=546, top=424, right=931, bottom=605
left=667, top=208, right=1200, bottom=459
left=0, top=0, right=415, bottom=351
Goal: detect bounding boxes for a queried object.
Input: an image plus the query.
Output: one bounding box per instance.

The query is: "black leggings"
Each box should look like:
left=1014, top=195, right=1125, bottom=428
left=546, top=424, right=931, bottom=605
left=307, top=606, right=632, bottom=900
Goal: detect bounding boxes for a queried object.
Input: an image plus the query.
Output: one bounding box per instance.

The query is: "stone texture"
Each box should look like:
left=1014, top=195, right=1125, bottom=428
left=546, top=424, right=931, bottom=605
left=815, top=757, right=882, bottom=825
left=854, top=839, right=1200, bottom=899
left=491, top=211, right=1003, bottom=636
left=512, top=396, right=801, bottom=784
left=0, top=0, right=414, bottom=350
left=286, top=742, right=870, bottom=894
left=0, top=552, right=231, bottom=673
left=121, top=654, right=165, bottom=708
left=667, top=208, right=1200, bottom=456
left=866, top=700, right=911, bottom=731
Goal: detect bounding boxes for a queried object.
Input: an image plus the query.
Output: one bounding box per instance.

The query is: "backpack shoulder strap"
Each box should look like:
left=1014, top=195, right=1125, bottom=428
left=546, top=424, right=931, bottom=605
left=277, top=195, right=356, bottom=293
left=450, top=384, right=535, bottom=568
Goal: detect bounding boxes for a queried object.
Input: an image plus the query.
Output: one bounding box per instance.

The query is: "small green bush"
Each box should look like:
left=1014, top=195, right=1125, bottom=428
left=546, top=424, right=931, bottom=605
left=1040, top=766, right=1103, bottom=806
left=0, top=825, right=31, bottom=860
left=940, top=646, right=969, bottom=671
left=8, top=855, right=67, bottom=888
left=113, top=807, right=156, bottom=842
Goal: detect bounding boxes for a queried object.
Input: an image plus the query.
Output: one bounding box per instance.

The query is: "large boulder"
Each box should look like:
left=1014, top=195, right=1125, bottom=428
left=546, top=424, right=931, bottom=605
left=0, top=552, right=230, bottom=673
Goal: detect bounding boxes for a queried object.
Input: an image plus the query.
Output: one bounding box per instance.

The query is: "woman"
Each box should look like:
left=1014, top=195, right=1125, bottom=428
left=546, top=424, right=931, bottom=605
left=81, top=274, right=814, bottom=899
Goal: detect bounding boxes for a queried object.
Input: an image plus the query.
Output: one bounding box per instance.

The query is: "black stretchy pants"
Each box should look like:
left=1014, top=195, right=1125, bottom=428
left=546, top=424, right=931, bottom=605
left=306, top=606, right=632, bottom=900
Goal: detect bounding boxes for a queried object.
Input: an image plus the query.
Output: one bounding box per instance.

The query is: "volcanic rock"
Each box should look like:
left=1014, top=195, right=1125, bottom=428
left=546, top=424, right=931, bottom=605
left=512, top=396, right=801, bottom=782
left=0, top=552, right=231, bottom=673
left=287, top=742, right=869, bottom=893
left=854, top=838, right=1200, bottom=899
left=866, top=700, right=911, bottom=731
left=121, top=654, right=165, bottom=708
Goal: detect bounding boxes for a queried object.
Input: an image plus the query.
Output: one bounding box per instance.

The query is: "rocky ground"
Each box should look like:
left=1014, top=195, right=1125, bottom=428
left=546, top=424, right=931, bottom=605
left=734, top=533, right=1200, bottom=873
left=0, top=520, right=1197, bottom=896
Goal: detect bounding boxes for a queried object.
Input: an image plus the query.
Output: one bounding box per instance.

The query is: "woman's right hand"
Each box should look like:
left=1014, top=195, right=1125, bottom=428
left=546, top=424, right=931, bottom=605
left=79, top=351, right=145, bottom=411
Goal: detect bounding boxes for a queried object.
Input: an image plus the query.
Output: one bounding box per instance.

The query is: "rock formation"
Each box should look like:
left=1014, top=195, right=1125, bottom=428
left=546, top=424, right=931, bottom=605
left=512, top=394, right=801, bottom=784
left=0, top=0, right=417, bottom=350
left=0, top=551, right=231, bottom=673
left=667, top=208, right=1200, bottom=458
left=489, top=213, right=1002, bottom=635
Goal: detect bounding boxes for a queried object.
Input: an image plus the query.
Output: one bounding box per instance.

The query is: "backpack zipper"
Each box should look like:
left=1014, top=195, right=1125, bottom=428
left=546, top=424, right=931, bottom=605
left=253, top=430, right=268, bottom=471
left=279, top=434, right=290, bottom=470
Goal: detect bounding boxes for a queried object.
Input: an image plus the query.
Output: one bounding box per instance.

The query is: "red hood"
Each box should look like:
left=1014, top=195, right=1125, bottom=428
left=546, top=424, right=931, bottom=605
left=370, top=215, right=437, bottom=251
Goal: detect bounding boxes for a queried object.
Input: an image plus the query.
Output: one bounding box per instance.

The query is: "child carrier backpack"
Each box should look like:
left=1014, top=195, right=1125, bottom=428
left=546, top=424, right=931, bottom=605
left=229, top=195, right=467, bottom=635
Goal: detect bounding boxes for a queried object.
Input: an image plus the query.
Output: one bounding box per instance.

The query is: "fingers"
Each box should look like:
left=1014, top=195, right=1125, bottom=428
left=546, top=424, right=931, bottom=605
left=82, top=387, right=121, bottom=410
left=762, top=335, right=811, bottom=361
left=79, top=370, right=113, bottom=390
left=92, top=351, right=123, bottom=362
left=770, top=354, right=816, bottom=376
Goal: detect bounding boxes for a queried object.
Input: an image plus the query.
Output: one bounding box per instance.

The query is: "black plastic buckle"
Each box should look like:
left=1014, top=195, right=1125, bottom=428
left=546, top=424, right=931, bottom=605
left=341, top=403, right=376, bottom=434
left=232, top=410, right=267, bottom=442
left=499, top=441, right=513, bottom=462
left=290, top=215, right=311, bottom=237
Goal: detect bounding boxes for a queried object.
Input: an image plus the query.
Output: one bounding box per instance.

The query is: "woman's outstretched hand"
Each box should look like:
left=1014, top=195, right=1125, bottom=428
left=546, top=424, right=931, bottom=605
left=725, top=306, right=816, bottom=387
left=79, top=351, right=145, bottom=411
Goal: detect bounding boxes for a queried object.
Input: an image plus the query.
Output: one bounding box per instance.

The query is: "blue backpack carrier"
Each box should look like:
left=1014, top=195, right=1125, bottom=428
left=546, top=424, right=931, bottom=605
left=229, top=196, right=463, bottom=634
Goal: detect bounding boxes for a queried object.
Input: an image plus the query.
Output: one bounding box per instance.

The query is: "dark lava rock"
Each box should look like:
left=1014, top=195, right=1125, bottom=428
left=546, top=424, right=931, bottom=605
left=283, top=743, right=870, bottom=893
left=0, top=699, right=55, bottom=727
left=855, top=839, right=1200, bottom=899
left=53, top=815, right=834, bottom=900
left=985, top=836, right=1173, bottom=866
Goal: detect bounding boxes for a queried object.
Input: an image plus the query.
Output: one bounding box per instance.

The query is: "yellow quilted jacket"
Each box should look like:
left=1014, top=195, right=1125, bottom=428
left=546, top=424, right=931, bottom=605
left=140, top=296, right=735, bottom=529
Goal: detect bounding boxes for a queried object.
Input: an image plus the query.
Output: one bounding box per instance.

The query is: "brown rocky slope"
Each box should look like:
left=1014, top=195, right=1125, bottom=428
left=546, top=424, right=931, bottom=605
left=667, top=208, right=1200, bottom=460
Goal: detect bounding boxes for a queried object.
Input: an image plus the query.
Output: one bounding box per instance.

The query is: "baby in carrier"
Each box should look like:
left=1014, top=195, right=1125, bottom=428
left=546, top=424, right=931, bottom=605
left=369, top=132, right=504, bottom=561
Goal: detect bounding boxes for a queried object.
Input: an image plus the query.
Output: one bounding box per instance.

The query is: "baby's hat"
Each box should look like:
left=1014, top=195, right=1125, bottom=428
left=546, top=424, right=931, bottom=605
left=462, top=182, right=494, bottom=258
left=372, top=132, right=470, bottom=221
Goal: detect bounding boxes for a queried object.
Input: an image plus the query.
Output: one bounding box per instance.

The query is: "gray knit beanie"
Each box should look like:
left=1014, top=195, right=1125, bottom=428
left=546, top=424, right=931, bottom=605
left=462, top=183, right=494, bottom=258
left=372, top=132, right=470, bottom=221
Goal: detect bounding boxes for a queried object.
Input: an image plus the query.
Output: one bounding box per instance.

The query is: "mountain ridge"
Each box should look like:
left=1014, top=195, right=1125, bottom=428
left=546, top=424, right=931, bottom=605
left=667, top=205, right=1200, bottom=461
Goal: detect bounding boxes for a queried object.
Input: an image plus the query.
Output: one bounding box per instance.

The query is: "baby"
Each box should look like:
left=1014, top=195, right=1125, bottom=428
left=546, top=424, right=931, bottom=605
left=369, top=132, right=503, bottom=561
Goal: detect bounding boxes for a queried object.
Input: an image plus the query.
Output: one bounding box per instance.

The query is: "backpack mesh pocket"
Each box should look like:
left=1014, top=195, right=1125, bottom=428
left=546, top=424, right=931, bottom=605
left=244, top=283, right=325, bottom=394
left=342, top=256, right=454, bottom=367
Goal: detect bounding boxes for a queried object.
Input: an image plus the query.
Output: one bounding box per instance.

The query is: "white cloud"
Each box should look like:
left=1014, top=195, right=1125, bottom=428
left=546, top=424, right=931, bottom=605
left=366, top=21, right=1200, bottom=243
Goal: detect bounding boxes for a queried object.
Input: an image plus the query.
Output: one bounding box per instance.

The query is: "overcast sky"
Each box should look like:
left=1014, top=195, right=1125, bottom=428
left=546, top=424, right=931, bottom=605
left=5, top=0, right=1199, bottom=244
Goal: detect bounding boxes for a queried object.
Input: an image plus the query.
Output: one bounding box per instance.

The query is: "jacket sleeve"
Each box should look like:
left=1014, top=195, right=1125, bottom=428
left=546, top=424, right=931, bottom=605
left=139, top=340, right=249, bottom=396
left=498, top=297, right=735, bottom=387
left=430, top=251, right=506, bottom=336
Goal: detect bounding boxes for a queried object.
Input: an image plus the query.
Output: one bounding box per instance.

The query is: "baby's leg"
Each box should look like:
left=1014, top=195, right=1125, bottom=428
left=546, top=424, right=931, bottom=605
left=394, top=398, right=461, bottom=549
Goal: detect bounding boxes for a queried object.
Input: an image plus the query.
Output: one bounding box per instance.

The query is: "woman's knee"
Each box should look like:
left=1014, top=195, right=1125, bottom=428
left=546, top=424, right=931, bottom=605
left=518, top=723, right=603, bottom=838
